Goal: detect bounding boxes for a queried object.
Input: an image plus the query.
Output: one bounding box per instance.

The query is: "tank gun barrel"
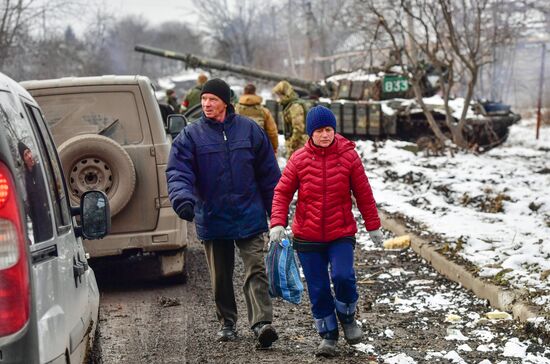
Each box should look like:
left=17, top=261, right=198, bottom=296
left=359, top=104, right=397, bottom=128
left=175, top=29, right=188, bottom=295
left=135, top=44, right=323, bottom=94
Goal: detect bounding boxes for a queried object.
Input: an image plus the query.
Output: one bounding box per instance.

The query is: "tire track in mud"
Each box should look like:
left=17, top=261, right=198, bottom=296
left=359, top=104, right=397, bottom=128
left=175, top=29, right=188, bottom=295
left=93, top=247, right=213, bottom=364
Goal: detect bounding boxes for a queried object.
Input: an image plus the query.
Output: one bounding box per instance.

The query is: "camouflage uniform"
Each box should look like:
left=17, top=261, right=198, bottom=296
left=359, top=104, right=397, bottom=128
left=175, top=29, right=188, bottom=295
left=235, top=94, right=279, bottom=154
left=183, top=85, right=202, bottom=110
left=183, top=74, right=208, bottom=111
left=272, top=81, right=308, bottom=159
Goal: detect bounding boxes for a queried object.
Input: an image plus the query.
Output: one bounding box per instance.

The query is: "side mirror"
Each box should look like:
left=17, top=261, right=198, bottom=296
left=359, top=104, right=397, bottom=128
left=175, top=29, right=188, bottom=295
left=80, top=190, right=111, bottom=240
left=167, top=114, right=188, bottom=138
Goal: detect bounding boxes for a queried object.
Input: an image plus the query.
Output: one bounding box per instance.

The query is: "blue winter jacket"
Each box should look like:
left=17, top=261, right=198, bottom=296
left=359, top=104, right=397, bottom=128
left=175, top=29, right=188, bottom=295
left=166, top=111, right=281, bottom=241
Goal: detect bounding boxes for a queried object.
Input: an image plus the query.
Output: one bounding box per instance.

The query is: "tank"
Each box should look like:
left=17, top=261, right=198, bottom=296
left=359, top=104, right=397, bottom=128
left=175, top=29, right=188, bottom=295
left=135, top=44, right=520, bottom=151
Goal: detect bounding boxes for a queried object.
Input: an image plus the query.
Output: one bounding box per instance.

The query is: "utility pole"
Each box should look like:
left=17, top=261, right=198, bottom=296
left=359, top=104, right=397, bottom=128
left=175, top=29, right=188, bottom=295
left=536, top=42, right=546, bottom=140
left=405, top=1, right=417, bottom=64
left=304, top=0, right=314, bottom=80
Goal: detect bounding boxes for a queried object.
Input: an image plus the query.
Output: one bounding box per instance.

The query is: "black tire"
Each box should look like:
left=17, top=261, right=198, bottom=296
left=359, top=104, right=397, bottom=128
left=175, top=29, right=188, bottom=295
left=58, top=134, right=136, bottom=217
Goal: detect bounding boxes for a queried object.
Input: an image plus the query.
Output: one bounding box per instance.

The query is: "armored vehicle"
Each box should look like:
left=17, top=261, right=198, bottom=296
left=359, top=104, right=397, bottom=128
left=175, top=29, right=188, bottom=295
left=135, top=44, right=520, bottom=151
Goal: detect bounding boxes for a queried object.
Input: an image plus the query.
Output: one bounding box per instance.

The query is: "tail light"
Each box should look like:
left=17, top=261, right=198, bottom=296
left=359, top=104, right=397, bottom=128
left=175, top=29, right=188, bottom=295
left=0, top=161, right=30, bottom=337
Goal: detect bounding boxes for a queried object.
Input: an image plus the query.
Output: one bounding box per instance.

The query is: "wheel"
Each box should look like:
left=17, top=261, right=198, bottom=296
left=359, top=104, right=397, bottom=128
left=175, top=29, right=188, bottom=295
left=58, top=134, right=136, bottom=217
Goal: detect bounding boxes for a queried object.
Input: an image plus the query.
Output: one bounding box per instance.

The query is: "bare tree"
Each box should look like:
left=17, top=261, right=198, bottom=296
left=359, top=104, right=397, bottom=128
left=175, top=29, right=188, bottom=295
left=0, top=0, right=80, bottom=70
left=78, top=5, right=116, bottom=76
left=189, top=0, right=356, bottom=80
left=364, top=0, right=452, bottom=144
left=192, top=0, right=257, bottom=65
left=347, top=0, right=522, bottom=150
left=299, top=0, right=351, bottom=77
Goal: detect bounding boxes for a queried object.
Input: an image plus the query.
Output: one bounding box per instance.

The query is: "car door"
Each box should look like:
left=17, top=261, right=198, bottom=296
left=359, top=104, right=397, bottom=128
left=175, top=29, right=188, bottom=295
left=23, top=101, right=98, bottom=364
left=0, top=89, right=39, bottom=364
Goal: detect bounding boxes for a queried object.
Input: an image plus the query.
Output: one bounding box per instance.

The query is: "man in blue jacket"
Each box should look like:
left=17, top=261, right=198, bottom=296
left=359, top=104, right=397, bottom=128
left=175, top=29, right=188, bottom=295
left=167, top=78, right=281, bottom=348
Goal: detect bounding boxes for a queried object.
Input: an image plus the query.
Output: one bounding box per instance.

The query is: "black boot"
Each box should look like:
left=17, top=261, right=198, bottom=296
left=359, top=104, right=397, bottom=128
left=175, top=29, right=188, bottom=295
left=315, top=329, right=339, bottom=357
left=252, top=321, right=278, bottom=349
left=336, top=312, right=362, bottom=345
left=217, top=320, right=237, bottom=342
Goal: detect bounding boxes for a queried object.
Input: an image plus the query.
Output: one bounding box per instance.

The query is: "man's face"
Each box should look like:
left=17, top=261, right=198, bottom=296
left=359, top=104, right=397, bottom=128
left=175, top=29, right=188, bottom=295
left=201, top=93, right=227, bottom=122
left=311, top=127, right=335, bottom=148
left=23, top=148, right=35, bottom=169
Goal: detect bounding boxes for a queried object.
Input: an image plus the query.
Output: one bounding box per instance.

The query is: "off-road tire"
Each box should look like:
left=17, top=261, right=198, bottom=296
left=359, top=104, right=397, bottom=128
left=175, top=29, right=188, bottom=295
left=58, top=134, right=136, bottom=217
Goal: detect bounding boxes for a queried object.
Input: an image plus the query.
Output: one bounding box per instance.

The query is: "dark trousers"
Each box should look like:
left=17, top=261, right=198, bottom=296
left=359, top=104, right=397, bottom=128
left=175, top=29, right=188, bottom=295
left=297, top=240, right=358, bottom=319
left=203, top=234, right=273, bottom=329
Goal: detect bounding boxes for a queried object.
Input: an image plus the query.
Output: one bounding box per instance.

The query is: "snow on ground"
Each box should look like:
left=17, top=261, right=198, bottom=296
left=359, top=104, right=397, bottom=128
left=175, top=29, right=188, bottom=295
left=356, top=118, right=549, bottom=308
left=351, top=241, right=550, bottom=363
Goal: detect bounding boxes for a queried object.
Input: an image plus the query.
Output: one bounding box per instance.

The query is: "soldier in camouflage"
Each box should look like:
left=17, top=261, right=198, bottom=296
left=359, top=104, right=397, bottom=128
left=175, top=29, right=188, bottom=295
left=272, top=81, right=309, bottom=159
left=236, top=83, right=279, bottom=155
left=182, top=73, right=208, bottom=111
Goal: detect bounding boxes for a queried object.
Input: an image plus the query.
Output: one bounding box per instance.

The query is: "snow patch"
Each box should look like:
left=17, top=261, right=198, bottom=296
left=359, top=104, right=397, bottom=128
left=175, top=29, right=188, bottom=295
left=502, top=338, right=528, bottom=358
left=383, top=353, right=417, bottom=364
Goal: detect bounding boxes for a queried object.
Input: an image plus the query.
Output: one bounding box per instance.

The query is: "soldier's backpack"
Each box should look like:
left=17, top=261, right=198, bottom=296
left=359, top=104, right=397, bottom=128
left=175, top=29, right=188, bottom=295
left=282, top=98, right=315, bottom=138
left=236, top=103, right=266, bottom=130
left=294, top=98, right=314, bottom=116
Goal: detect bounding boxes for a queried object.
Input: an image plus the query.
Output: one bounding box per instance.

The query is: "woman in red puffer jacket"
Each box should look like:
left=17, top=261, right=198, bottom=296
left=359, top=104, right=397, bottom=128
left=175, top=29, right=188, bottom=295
left=269, top=105, right=383, bottom=357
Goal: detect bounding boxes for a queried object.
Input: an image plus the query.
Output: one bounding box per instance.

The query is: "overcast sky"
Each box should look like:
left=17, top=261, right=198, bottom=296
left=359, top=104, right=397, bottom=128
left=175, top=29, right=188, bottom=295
left=111, top=0, right=195, bottom=24
left=63, top=0, right=197, bottom=35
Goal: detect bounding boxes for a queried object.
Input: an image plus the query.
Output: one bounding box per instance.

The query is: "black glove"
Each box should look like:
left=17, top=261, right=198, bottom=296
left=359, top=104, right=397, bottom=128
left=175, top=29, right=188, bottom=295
left=176, top=202, right=194, bottom=222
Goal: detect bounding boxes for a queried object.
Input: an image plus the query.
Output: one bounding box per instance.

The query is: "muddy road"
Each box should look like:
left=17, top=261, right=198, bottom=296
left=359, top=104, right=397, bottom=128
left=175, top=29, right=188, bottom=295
left=92, top=233, right=549, bottom=364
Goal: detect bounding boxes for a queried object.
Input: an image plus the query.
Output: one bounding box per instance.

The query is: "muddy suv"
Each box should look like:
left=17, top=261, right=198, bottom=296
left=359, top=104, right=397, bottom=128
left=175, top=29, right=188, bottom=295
left=0, top=72, right=109, bottom=363
left=21, top=76, right=191, bottom=280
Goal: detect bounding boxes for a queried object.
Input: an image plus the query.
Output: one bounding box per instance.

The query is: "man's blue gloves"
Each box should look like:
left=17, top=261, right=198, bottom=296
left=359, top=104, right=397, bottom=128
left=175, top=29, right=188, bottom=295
left=176, top=202, right=195, bottom=222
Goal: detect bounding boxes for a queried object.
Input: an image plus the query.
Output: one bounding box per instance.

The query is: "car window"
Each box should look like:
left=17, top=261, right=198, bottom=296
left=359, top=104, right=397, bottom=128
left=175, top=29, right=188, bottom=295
left=34, top=92, right=143, bottom=146
left=25, top=104, right=71, bottom=231
left=0, top=91, right=53, bottom=244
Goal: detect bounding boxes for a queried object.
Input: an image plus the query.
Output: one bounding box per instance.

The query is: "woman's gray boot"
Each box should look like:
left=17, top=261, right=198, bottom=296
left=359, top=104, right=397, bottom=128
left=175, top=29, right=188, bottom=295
left=315, top=330, right=339, bottom=358
left=314, top=314, right=339, bottom=357
left=335, top=300, right=362, bottom=345
left=336, top=311, right=362, bottom=345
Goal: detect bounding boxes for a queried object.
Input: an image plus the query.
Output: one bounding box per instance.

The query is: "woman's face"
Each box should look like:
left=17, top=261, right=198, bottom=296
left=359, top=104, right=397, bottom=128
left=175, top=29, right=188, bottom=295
left=311, top=127, right=335, bottom=148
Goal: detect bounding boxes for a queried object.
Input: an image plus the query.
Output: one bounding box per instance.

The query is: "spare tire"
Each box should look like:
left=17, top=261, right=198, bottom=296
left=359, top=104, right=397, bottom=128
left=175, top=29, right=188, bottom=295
left=58, top=134, right=136, bottom=217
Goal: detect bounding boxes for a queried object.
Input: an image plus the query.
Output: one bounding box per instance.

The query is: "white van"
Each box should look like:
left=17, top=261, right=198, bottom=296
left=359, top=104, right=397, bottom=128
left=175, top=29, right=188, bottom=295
left=0, top=72, right=109, bottom=363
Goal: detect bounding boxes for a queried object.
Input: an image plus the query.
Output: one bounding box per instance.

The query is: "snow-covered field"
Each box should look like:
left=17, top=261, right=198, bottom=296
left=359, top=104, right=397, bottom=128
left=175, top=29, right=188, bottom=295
left=356, top=118, right=549, bottom=309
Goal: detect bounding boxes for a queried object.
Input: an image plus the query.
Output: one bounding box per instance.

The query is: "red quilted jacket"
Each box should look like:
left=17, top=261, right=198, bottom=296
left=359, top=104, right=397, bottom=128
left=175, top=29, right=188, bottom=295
left=271, top=134, right=381, bottom=242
